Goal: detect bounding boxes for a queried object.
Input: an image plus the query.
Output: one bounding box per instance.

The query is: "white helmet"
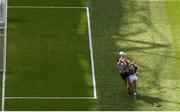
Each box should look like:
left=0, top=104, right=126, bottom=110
left=119, top=51, right=126, bottom=56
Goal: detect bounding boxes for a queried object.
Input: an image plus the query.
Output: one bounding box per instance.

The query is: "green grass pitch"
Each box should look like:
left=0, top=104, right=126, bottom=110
left=0, top=0, right=180, bottom=111
left=6, top=8, right=94, bottom=97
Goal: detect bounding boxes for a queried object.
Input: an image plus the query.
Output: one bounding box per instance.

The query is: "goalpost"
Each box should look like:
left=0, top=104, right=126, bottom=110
left=1, top=0, right=7, bottom=111
left=0, top=0, right=7, bottom=73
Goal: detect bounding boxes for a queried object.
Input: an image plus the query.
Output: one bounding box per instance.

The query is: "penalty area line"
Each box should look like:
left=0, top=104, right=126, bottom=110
left=8, top=6, right=87, bottom=9
left=5, top=97, right=97, bottom=100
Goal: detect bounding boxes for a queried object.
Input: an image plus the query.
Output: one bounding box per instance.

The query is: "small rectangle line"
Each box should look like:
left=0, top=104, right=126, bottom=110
left=5, top=96, right=97, bottom=100
left=8, top=6, right=87, bottom=9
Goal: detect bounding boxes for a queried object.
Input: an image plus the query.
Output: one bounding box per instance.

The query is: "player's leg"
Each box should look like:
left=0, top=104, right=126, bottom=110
left=132, top=74, right=138, bottom=95
left=128, top=75, right=135, bottom=96
left=125, top=78, right=131, bottom=94
left=120, top=72, right=131, bottom=94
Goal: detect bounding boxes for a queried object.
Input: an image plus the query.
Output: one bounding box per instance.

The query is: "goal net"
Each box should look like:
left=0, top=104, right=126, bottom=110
left=0, top=0, right=7, bottom=72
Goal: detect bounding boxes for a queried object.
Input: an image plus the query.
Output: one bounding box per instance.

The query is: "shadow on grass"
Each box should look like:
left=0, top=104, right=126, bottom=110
left=137, top=50, right=180, bottom=59
left=90, top=0, right=138, bottom=110
left=115, top=38, right=170, bottom=51
left=90, top=0, right=174, bottom=111
left=137, top=94, right=180, bottom=107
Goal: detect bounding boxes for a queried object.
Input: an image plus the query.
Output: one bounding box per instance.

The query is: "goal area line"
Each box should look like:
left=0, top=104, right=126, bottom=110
left=3, top=6, right=97, bottom=104
left=5, top=96, right=97, bottom=100
left=8, top=6, right=87, bottom=9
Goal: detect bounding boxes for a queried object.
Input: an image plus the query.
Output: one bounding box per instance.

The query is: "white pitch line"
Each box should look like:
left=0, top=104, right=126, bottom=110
left=1, top=0, right=8, bottom=111
left=5, top=97, right=96, bottom=100
left=8, top=6, right=87, bottom=9
left=86, top=7, right=97, bottom=99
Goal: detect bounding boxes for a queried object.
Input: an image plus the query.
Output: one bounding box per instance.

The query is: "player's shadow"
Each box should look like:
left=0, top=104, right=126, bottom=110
left=137, top=94, right=180, bottom=107
left=137, top=94, right=163, bottom=107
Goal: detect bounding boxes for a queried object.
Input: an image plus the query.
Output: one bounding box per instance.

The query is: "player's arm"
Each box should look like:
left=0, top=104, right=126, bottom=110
left=134, top=64, right=139, bottom=77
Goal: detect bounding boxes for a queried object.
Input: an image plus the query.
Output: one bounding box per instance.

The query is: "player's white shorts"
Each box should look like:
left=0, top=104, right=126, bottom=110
left=129, top=73, right=138, bottom=83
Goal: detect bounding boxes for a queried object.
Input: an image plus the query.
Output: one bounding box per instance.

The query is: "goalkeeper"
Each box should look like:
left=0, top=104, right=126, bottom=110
left=117, top=51, right=130, bottom=93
